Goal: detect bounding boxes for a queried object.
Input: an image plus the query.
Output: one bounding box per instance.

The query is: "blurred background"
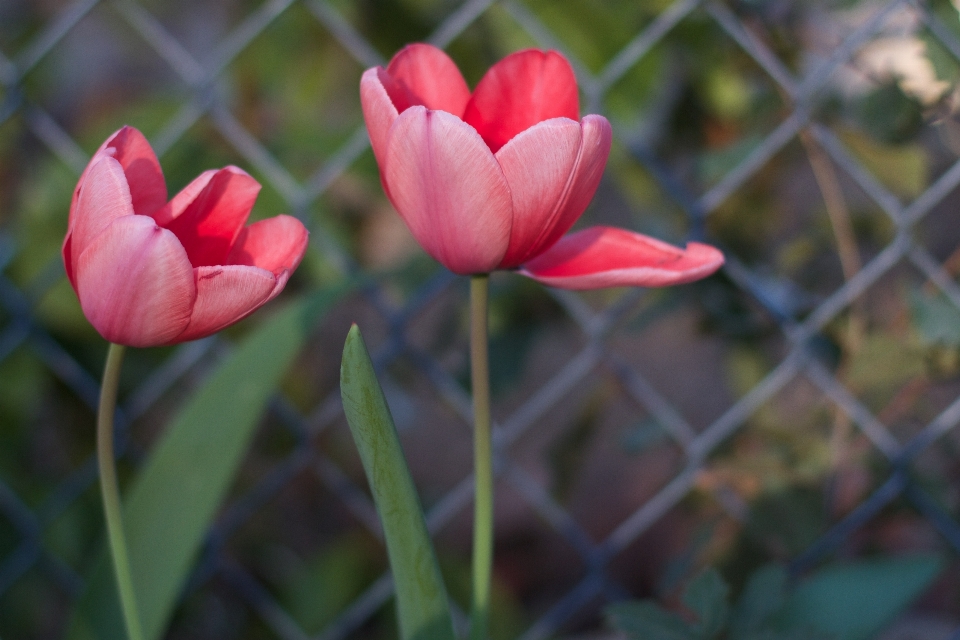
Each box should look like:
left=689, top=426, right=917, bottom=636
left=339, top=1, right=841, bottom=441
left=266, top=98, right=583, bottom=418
left=4, top=0, right=960, bottom=638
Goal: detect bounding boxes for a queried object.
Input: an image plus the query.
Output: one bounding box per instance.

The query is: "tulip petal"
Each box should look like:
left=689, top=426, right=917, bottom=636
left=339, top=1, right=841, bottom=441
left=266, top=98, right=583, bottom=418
left=70, top=126, right=167, bottom=226
left=361, top=67, right=400, bottom=169
left=105, top=126, right=168, bottom=217
left=171, top=265, right=277, bottom=344
left=463, top=49, right=580, bottom=152
left=150, top=169, right=218, bottom=226
left=384, top=43, right=471, bottom=116
left=67, top=156, right=136, bottom=286
left=495, top=118, right=581, bottom=268
left=522, top=115, right=612, bottom=259
left=384, top=107, right=512, bottom=274
left=62, top=235, right=75, bottom=287
left=520, top=226, right=725, bottom=290
left=227, top=214, right=309, bottom=295
left=75, top=216, right=195, bottom=347
left=160, top=166, right=261, bottom=267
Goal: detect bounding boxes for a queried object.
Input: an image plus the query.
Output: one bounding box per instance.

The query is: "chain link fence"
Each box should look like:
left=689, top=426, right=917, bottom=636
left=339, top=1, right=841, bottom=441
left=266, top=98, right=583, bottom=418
left=3, top=0, right=960, bottom=637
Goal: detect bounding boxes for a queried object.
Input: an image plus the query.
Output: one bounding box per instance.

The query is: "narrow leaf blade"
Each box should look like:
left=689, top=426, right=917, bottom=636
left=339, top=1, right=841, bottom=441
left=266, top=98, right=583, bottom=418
left=340, top=325, right=455, bottom=640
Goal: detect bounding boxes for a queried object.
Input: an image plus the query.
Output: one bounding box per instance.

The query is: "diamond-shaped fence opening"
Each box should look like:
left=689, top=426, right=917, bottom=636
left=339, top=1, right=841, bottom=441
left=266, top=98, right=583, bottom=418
left=4, top=0, right=960, bottom=638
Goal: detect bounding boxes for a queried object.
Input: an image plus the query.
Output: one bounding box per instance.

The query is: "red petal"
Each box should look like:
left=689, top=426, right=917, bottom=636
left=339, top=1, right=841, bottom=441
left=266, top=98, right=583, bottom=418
left=170, top=265, right=277, bottom=344
left=463, top=49, right=579, bottom=152
left=70, top=126, right=166, bottom=227
left=227, top=214, right=309, bottom=294
left=74, top=216, right=195, bottom=347
left=383, top=107, right=512, bottom=274
left=521, top=115, right=611, bottom=262
left=384, top=43, right=471, bottom=116
left=495, top=118, right=582, bottom=268
left=158, top=166, right=260, bottom=267
left=520, top=226, right=725, bottom=290
left=106, top=126, right=168, bottom=217
left=361, top=67, right=400, bottom=170
left=150, top=169, right=217, bottom=226
left=62, top=235, right=75, bottom=289
left=67, top=156, right=136, bottom=286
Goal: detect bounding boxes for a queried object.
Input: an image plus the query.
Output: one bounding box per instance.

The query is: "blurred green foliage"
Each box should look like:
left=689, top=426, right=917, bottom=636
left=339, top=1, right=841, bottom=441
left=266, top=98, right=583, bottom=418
left=608, top=557, right=944, bottom=640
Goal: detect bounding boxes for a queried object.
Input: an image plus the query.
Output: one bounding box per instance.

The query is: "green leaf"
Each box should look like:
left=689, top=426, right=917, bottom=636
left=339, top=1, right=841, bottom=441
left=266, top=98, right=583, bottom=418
left=910, top=288, right=960, bottom=347
left=729, top=564, right=788, bottom=637
left=606, top=601, right=699, bottom=640
left=340, top=325, right=455, bottom=640
left=67, top=285, right=350, bottom=640
left=683, top=569, right=729, bottom=639
left=776, top=554, right=944, bottom=640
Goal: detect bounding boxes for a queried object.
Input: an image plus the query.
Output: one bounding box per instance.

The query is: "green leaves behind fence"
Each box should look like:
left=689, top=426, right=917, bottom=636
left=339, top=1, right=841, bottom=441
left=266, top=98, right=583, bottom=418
left=67, top=285, right=350, bottom=640
left=777, top=554, right=944, bottom=640
left=607, top=554, right=944, bottom=640
left=340, top=325, right=456, bottom=640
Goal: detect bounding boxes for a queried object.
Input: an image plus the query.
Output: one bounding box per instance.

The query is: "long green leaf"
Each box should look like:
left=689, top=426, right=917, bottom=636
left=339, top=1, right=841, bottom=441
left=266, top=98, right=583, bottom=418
left=340, top=325, right=455, bottom=640
left=68, top=285, right=350, bottom=640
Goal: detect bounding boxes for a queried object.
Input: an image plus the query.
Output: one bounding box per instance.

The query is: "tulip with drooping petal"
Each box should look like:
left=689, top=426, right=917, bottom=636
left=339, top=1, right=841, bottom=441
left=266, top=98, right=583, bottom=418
left=358, top=44, right=730, bottom=640
left=360, top=43, right=724, bottom=288
left=63, top=126, right=309, bottom=348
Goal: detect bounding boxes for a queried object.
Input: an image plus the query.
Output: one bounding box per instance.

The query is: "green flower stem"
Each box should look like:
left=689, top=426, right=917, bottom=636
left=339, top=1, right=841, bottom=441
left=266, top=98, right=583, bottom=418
left=97, top=343, right=143, bottom=640
left=470, top=274, right=493, bottom=640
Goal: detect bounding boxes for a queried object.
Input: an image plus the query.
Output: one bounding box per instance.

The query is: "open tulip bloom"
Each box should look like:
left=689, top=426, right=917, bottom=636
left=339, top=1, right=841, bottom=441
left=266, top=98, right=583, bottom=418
left=64, top=126, right=308, bottom=348
left=64, top=126, right=307, bottom=640
left=358, top=44, right=725, bottom=640
left=360, top=43, right=724, bottom=287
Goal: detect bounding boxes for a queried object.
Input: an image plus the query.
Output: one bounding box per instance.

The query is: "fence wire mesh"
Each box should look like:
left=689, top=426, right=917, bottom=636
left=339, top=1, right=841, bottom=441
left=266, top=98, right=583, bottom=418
left=3, top=0, right=960, bottom=638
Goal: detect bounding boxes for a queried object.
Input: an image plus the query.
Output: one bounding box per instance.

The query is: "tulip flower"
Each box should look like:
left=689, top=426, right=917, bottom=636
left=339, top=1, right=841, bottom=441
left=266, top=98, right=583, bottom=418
left=360, top=43, right=724, bottom=288
left=63, top=126, right=309, bottom=348
left=359, top=45, right=729, bottom=640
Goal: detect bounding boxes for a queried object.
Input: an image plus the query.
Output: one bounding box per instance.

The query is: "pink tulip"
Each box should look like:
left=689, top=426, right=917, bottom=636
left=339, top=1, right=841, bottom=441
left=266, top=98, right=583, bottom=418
left=63, top=126, right=309, bottom=347
left=361, top=44, right=724, bottom=288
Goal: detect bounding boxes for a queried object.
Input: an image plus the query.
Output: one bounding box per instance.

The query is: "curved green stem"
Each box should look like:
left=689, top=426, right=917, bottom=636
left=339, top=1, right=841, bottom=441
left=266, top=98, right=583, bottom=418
left=97, top=343, right=143, bottom=640
left=470, top=274, right=493, bottom=640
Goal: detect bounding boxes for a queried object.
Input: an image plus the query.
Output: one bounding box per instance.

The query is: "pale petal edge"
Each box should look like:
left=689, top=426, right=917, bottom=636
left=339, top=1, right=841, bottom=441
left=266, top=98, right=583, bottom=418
left=360, top=67, right=400, bottom=171
left=68, top=126, right=166, bottom=227
left=64, top=156, right=137, bottom=289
